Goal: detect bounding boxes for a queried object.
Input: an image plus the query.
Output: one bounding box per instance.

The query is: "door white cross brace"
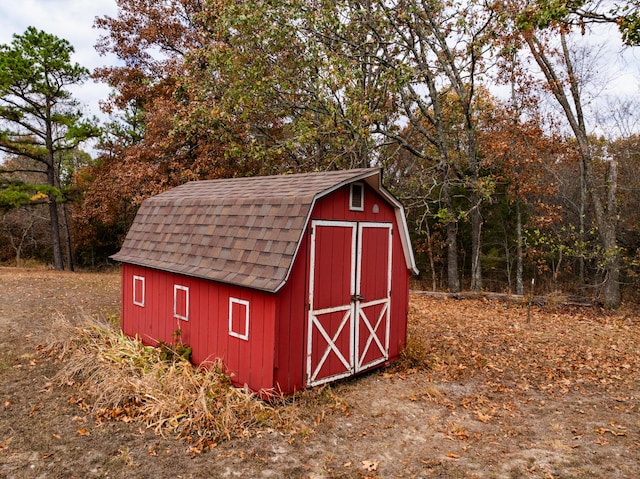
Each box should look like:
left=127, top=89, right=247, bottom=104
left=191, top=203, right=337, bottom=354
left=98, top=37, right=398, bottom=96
left=356, top=299, right=389, bottom=371
left=308, top=306, right=353, bottom=383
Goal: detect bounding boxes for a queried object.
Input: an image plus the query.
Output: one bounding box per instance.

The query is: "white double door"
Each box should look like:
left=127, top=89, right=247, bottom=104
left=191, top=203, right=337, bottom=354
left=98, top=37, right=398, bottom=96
left=307, top=220, right=392, bottom=387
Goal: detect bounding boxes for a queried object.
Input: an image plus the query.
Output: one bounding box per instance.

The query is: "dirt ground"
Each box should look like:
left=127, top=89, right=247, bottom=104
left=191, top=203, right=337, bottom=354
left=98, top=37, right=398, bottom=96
left=1, top=267, right=639, bottom=478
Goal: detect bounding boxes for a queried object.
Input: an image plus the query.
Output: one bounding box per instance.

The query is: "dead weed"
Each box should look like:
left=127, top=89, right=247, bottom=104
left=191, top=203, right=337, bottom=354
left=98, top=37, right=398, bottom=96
left=42, top=315, right=329, bottom=451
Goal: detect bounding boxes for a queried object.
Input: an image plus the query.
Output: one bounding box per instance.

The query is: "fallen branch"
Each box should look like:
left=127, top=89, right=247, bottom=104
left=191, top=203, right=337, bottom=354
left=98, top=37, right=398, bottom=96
left=409, top=290, right=595, bottom=308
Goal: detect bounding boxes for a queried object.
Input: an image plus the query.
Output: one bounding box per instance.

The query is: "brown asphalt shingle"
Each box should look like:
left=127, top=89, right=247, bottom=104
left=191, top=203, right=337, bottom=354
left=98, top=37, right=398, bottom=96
left=111, top=168, right=382, bottom=292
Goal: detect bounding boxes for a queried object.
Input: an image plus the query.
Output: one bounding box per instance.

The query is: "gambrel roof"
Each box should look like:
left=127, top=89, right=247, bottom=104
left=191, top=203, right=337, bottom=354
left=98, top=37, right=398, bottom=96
left=111, top=168, right=417, bottom=292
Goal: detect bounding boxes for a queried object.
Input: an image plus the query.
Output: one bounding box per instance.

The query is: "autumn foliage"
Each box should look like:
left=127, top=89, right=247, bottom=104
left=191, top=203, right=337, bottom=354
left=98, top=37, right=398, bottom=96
left=2, top=1, right=640, bottom=306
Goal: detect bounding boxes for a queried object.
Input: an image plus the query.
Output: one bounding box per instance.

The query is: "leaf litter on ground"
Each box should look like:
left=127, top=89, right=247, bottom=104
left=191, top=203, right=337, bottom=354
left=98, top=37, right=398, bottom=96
left=401, top=295, right=640, bottom=394
left=394, top=295, right=640, bottom=432
left=39, top=294, right=640, bottom=456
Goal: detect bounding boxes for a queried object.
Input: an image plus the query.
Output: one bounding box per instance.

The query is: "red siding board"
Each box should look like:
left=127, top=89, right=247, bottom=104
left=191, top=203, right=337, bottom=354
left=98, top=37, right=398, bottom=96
left=273, top=232, right=309, bottom=394
left=312, top=185, right=395, bottom=224
left=120, top=266, right=279, bottom=392
left=390, top=229, right=410, bottom=359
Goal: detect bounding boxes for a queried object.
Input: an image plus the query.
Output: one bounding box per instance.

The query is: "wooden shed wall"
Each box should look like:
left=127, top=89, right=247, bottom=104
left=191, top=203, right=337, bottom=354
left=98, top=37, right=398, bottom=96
left=121, top=264, right=276, bottom=392
left=312, top=183, right=410, bottom=362
left=273, top=232, right=310, bottom=393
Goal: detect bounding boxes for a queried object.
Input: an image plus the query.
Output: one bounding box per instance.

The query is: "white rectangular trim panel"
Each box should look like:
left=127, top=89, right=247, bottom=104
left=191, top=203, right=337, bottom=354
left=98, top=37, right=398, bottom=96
left=174, top=284, right=189, bottom=321
left=229, top=297, right=250, bottom=341
left=133, top=275, right=145, bottom=307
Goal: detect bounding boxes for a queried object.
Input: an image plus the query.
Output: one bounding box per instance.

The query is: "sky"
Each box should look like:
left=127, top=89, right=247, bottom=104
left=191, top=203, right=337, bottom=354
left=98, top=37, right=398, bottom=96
left=0, top=0, right=119, bottom=121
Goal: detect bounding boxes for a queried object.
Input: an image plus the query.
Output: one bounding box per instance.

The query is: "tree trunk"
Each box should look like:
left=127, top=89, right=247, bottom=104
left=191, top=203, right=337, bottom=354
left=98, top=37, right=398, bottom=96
left=510, top=55, right=524, bottom=297
left=465, top=96, right=482, bottom=292
left=61, top=202, right=75, bottom=272
left=46, top=163, right=64, bottom=270
left=470, top=203, right=483, bottom=292
left=578, top=158, right=586, bottom=284
left=423, top=213, right=437, bottom=292
left=578, top=146, right=621, bottom=307
left=524, top=31, right=621, bottom=307
left=516, top=200, right=524, bottom=296
left=48, top=194, right=64, bottom=270
left=446, top=219, right=460, bottom=292
left=602, top=257, right=621, bottom=306
left=593, top=152, right=620, bottom=306
left=45, top=105, right=65, bottom=270
left=443, top=181, right=460, bottom=293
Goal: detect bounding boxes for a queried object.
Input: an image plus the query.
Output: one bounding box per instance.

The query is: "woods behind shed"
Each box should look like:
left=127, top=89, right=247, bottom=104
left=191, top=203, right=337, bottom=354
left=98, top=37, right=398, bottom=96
left=111, top=168, right=417, bottom=394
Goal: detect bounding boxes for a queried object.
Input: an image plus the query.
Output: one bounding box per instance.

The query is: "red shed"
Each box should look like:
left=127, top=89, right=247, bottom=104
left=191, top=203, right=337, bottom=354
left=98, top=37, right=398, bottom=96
left=111, top=168, right=417, bottom=394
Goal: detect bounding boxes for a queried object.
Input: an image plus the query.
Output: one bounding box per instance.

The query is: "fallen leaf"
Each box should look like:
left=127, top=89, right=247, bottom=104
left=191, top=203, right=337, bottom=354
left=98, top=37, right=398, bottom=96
left=362, top=460, right=379, bottom=471
left=596, top=427, right=626, bottom=437
left=39, top=382, right=53, bottom=393
left=475, top=410, right=492, bottom=423
left=186, top=445, right=202, bottom=457
left=77, top=428, right=90, bottom=436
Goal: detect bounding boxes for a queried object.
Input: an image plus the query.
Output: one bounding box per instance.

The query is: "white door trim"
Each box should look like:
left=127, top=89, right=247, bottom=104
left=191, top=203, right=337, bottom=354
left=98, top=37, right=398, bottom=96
left=306, top=220, right=393, bottom=386
left=307, top=220, right=357, bottom=387
left=354, top=223, right=392, bottom=372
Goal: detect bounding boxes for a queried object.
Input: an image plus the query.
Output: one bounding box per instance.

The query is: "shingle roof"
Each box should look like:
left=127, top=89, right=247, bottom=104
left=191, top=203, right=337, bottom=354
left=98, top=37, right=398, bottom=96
left=112, top=168, right=413, bottom=292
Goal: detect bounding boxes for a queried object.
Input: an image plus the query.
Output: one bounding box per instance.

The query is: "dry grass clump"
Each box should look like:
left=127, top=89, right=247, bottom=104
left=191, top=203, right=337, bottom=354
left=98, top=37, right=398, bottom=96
left=394, top=301, right=435, bottom=371
left=396, top=329, right=431, bottom=370
left=45, top=315, right=305, bottom=449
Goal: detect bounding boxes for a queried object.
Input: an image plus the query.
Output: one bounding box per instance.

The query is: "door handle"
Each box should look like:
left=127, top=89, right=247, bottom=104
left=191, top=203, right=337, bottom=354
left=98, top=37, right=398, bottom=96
left=351, top=294, right=365, bottom=302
